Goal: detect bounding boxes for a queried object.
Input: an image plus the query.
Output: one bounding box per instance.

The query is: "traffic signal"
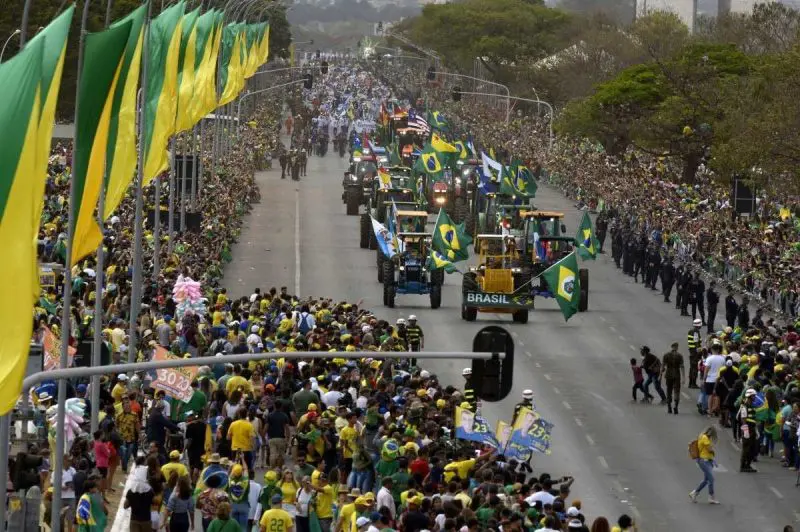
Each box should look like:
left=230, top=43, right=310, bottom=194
left=471, top=326, right=514, bottom=402
left=426, top=66, right=435, bottom=81
left=320, top=61, right=329, bottom=75
left=303, top=73, right=313, bottom=90
left=452, top=85, right=462, bottom=102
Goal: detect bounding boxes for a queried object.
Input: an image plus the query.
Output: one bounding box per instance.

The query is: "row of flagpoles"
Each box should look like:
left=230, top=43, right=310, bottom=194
left=0, top=0, right=276, bottom=529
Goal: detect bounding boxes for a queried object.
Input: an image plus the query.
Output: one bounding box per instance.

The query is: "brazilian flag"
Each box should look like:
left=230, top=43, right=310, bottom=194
left=454, top=140, right=472, bottom=160
left=432, top=209, right=471, bottom=262
left=427, top=109, right=449, bottom=131
left=540, top=252, right=581, bottom=321
left=500, top=159, right=537, bottom=199
left=414, top=146, right=444, bottom=179
left=426, top=249, right=457, bottom=273
left=575, top=211, right=599, bottom=260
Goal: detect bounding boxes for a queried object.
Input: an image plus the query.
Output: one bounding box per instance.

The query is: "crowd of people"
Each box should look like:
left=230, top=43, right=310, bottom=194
left=13, top=62, right=666, bottom=532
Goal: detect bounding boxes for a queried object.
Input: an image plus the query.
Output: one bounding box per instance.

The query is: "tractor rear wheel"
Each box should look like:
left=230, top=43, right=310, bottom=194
left=512, top=310, right=529, bottom=324
left=377, top=253, right=385, bottom=283
left=578, top=268, right=589, bottom=312
left=430, top=283, right=442, bottom=309
left=463, top=305, right=477, bottom=321
left=346, top=189, right=360, bottom=215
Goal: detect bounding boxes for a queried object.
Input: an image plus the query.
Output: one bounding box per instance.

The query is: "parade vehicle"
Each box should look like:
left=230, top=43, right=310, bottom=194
left=383, top=233, right=444, bottom=309
left=462, top=234, right=535, bottom=323
left=468, top=191, right=525, bottom=238
left=518, top=210, right=589, bottom=311
left=454, top=159, right=480, bottom=224
left=342, top=154, right=378, bottom=215
left=377, top=209, right=428, bottom=283
left=359, top=186, right=417, bottom=249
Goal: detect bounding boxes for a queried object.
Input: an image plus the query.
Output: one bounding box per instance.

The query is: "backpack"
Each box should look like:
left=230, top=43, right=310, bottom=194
left=298, top=313, right=312, bottom=334
left=688, top=439, right=699, bottom=460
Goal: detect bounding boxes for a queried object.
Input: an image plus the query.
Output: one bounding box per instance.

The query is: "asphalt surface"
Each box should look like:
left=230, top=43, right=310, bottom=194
left=222, top=143, right=800, bottom=531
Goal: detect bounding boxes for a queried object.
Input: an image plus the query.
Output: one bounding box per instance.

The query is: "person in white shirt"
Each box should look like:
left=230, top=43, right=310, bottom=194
left=376, top=477, right=396, bottom=518
left=699, top=342, right=726, bottom=415
left=524, top=483, right=555, bottom=507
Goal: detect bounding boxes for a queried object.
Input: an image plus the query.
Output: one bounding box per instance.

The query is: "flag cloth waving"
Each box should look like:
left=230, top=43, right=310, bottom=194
left=431, top=132, right=458, bottom=154
left=0, top=35, right=46, bottom=415
left=70, top=19, right=133, bottom=265
left=454, top=406, right=499, bottom=448
left=427, top=109, right=449, bottom=131
left=540, top=251, right=581, bottom=321
left=432, top=209, right=471, bottom=262
left=575, top=211, right=599, bottom=260
left=500, top=159, right=536, bottom=199
left=425, top=249, right=457, bottom=273
left=413, top=145, right=444, bottom=180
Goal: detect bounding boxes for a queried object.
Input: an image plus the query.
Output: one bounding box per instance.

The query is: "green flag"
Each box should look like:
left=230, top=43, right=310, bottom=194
left=500, top=159, right=537, bottom=199
left=427, top=109, right=449, bottom=131
left=413, top=143, right=445, bottom=180
left=575, top=211, right=599, bottom=260
left=432, top=209, right=472, bottom=262
left=425, top=249, right=457, bottom=273
left=540, top=252, right=581, bottom=321
left=389, top=141, right=402, bottom=166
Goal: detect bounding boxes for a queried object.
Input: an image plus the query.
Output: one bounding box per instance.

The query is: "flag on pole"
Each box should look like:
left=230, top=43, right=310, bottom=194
left=575, top=211, right=599, bottom=260
left=71, top=20, right=133, bottom=265
left=143, top=0, right=186, bottom=183
left=432, top=209, right=471, bottom=262
left=219, top=23, right=244, bottom=106
left=103, top=4, right=147, bottom=219
left=174, top=7, right=200, bottom=133
left=540, top=251, right=581, bottom=321
left=197, top=11, right=223, bottom=118
left=186, top=9, right=217, bottom=126
left=0, top=37, right=45, bottom=415
left=425, top=249, right=457, bottom=273
left=28, top=7, right=74, bottom=297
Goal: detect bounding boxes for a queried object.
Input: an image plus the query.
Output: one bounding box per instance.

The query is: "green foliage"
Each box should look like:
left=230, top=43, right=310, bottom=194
left=404, top=0, right=572, bottom=72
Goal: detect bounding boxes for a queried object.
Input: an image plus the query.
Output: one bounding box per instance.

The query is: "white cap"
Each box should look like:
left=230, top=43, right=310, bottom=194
left=362, top=324, right=372, bottom=333
left=215, top=352, right=224, bottom=357
left=408, top=315, right=417, bottom=321
left=745, top=388, right=757, bottom=397
left=693, top=318, right=702, bottom=326
left=397, top=318, right=406, bottom=325
left=566, top=507, right=579, bottom=517
left=462, top=368, right=472, bottom=376
left=356, top=517, right=370, bottom=527
left=420, top=370, right=430, bottom=379
left=251, top=325, right=259, bottom=333
left=522, top=389, right=534, bottom=399
left=117, top=374, right=129, bottom=381
left=109, top=215, right=120, bottom=224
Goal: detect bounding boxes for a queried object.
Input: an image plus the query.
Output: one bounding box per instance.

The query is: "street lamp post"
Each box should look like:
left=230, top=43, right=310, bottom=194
left=0, top=29, right=21, bottom=61
left=431, top=71, right=511, bottom=124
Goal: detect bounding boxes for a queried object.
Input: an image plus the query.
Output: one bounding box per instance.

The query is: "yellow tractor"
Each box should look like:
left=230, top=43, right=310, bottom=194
left=461, top=234, right=535, bottom=323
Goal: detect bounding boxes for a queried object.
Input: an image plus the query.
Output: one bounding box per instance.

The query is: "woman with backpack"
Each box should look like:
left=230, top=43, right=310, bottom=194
left=689, top=426, right=720, bottom=504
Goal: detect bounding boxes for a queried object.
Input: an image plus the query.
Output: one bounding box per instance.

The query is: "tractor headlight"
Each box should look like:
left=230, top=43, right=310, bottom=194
left=435, top=197, right=446, bottom=205
left=511, top=267, right=521, bottom=273
left=399, top=266, right=405, bottom=271
left=352, top=157, right=362, bottom=162
left=349, top=174, right=358, bottom=181
left=455, top=177, right=462, bottom=186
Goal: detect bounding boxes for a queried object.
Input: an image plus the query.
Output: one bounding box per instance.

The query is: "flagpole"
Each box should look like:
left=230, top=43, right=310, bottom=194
left=52, top=1, right=92, bottom=529
left=180, top=133, right=187, bottom=233
left=90, top=0, right=116, bottom=436
left=153, top=170, right=162, bottom=280
left=195, top=120, right=203, bottom=208
left=129, top=0, right=153, bottom=366
left=168, top=146, right=176, bottom=253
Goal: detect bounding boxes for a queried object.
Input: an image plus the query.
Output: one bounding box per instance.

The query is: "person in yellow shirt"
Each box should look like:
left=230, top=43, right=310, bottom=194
left=689, top=426, right=719, bottom=504
left=278, top=469, right=300, bottom=505
left=161, top=450, right=189, bottom=480
left=259, top=493, right=294, bottom=532
left=228, top=410, right=256, bottom=471
left=226, top=365, right=253, bottom=396
left=338, top=413, right=359, bottom=470
left=335, top=490, right=358, bottom=532
left=278, top=315, right=294, bottom=334
left=111, top=374, right=129, bottom=403
left=312, top=473, right=335, bottom=527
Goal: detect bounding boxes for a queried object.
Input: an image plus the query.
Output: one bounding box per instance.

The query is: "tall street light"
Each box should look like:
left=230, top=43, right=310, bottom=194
left=0, top=29, right=21, bottom=62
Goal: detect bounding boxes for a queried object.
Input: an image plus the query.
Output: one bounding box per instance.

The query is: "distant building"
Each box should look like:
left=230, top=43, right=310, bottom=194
left=637, top=0, right=698, bottom=30
left=719, top=0, right=776, bottom=15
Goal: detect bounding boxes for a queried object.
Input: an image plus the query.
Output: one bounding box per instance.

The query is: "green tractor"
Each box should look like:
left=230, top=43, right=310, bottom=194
left=342, top=155, right=378, bottom=216
left=359, top=186, right=417, bottom=250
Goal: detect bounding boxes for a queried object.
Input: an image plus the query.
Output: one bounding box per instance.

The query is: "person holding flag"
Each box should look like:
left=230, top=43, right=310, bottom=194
left=575, top=212, right=600, bottom=260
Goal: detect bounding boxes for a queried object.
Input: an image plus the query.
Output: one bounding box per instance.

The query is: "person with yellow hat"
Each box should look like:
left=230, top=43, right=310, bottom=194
left=227, top=461, right=251, bottom=529
left=161, top=450, right=189, bottom=481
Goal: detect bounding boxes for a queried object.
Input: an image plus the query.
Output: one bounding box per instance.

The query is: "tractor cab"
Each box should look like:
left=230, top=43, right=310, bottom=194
left=395, top=210, right=428, bottom=233
left=383, top=233, right=443, bottom=309
left=520, top=210, right=573, bottom=268
left=386, top=166, right=414, bottom=191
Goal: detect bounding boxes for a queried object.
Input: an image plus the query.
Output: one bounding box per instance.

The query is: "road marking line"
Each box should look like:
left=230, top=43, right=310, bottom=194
left=294, top=189, right=301, bottom=296
left=543, top=374, right=552, bottom=381
left=110, top=471, right=134, bottom=532
left=598, top=456, right=609, bottom=469
left=585, top=434, right=595, bottom=446
left=535, top=362, right=541, bottom=368
left=619, top=335, right=626, bottom=341
left=599, top=316, right=607, bottom=322
left=730, top=440, right=741, bottom=451
left=629, top=345, right=637, bottom=351
left=518, top=340, right=525, bottom=347
left=714, top=463, right=728, bottom=473
left=562, top=401, right=572, bottom=410
left=681, top=391, right=690, bottom=400
left=511, top=331, right=519, bottom=338
left=525, top=351, right=533, bottom=358
left=552, top=387, right=561, bottom=395
left=609, top=326, right=617, bottom=332
left=574, top=418, right=583, bottom=427
left=770, top=486, right=784, bottom=499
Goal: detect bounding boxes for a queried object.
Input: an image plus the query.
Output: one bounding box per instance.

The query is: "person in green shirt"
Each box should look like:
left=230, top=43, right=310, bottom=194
left=179, top=380, right=208, bottom=421
left=389, top=457, right=409, bottom=505
left=293, top=380, right=321, bottom=416
left=207, top=501, right=243, bottom=532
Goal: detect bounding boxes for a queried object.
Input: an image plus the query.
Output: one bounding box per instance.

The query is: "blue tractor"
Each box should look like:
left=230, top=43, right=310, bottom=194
left=383, top=233, right=444, bottom=309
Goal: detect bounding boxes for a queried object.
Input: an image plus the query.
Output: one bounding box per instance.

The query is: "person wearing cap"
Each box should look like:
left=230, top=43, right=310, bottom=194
left=461, top=368, right=476, bottom=410
left=355, top=516, right=371, bottom=532
left=661, top=342, right=685, bottom=415
left=737, top=388, right=759, bottom=472
left=112, top=373, right=129, bottom=403
left=226, top=365, right=254, bottom=397
left=401, top=494, right=429, bottom=532
left=259, top=493, right=294, bottom=532
left=687, top=318, right=703, bottom=388
left=162, top=449, right=190, bottom=483
left=404, top=315, right=423, bottom=364
left=513, top=389, right=535, bottom=424
left=228, top=462, right=251, bottom=529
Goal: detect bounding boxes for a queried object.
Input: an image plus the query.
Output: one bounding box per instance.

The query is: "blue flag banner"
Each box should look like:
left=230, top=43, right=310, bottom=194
left=454, top=406, right=500, bottom=448
left=506, top=406, right=554, bottom=456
